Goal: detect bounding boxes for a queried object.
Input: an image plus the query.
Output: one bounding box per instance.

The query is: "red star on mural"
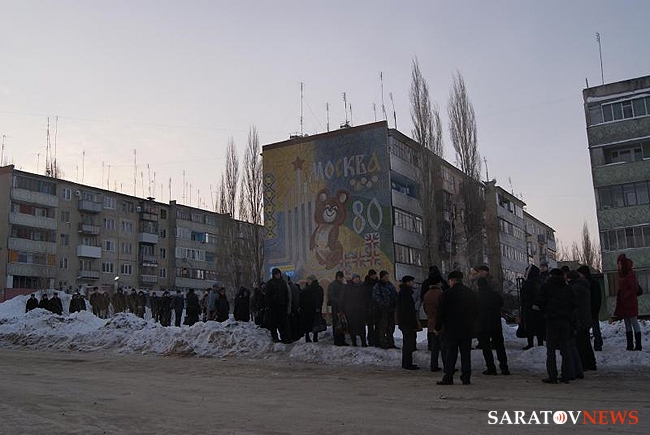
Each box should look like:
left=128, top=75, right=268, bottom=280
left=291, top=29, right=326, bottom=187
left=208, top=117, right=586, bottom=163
left=292, top=156, right=305, bottom=170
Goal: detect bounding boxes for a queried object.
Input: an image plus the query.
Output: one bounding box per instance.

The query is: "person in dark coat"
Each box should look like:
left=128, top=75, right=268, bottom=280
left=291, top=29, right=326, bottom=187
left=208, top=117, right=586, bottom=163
left=265, top=268, right=289, bottom=342
left=477, top=277, right=510, bottom=376
left=172, top=290, right=185, bottom=327
left=363, top=269, right=379, bottom=347
left=286, top=278, right=301, bottom=342
left=567, top=271, right=597, bottom=371
left=159, top=291, right=173, bottom=326
left=251, top=282, right=267, bottom=326
left=614, top=254, right=642, bottom=351
left=577, top=265, right=603, bottom=351
left=398, top=276, right=419, bottom=370
left=184, top=289, right=201, bottom=326
left=136, top=291, right=146, bottom=318
left=215, top=287, right=230, bottom=322
left=372, top=271, right=398, bottom=349
left=423, top=279, right=444, bottom=372
left=49, top=293, right=63, bottom=315
left=521, top=265, right=545, bottom=349
left=342, top=273, right=367, bottom=347
left=328, top=271, right=348, bottom=346
left=150, top=292, right=160, bottom=323
left=38, top=294, right=51, bottom=311
left=435, top=271, right=478, bottom=385
left=233, top=287, right=252, bottom=322
left=534, top=268, right=575, bottom=384
left=420, top=266, right=448, bottom=350
left=539, top=261, right=550, bottom=285
left=26, top=294, right=39, bottom=312
left=301, top=275, right=324, bottom=342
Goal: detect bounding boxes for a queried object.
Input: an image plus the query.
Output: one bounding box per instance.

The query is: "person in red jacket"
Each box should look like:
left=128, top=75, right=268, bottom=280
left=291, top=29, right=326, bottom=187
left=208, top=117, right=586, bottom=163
left=614, top=254, right=642, bottom=351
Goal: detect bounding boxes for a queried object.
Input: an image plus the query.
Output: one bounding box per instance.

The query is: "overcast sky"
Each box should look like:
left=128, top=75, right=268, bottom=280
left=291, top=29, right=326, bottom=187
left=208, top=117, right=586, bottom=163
left=1, top=0, right=648, bottom=253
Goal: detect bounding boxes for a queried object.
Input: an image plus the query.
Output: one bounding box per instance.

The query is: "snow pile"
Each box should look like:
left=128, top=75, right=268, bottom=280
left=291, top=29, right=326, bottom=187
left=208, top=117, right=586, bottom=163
left=1, top=294, right=649, bottom=371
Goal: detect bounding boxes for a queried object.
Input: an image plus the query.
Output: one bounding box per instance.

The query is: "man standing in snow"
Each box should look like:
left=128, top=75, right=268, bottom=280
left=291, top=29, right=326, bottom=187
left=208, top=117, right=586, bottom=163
left=397, top=276, right=419, bottom=370
left=477, top=277, right=510, bottom=376
left=265, top=268, right=290, bottom=343
left=50, top=292, right=63, bottom=315
left=435, top=271, right=477, bottom=385
left=373, top=271, right=398, bottom=349
left=328, top=271, right=349, bottom=346
left=172, top=290, right=185, bottom=327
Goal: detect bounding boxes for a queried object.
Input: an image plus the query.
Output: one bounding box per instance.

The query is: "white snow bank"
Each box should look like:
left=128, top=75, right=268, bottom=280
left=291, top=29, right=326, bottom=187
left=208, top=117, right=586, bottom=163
left=2, top=294, right=650, bottom=371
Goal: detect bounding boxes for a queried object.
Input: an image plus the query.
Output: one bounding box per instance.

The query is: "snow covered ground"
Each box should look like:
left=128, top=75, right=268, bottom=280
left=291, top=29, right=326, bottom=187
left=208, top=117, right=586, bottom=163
left=1, top=293, right=649, bottom=372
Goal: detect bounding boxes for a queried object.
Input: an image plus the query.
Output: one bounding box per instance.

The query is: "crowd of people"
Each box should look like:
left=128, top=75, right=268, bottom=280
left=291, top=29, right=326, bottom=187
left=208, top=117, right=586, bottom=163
left=22, top=254, right=644, bottom=385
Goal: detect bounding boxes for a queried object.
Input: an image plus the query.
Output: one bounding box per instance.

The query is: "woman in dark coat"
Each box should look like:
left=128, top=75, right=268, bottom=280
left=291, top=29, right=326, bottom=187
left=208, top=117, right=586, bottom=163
left=521, top=265, right=545, bottom=349
left=614, top=254, right=642, bottom=351
left=342, top=274, right=367, bottom=346
left=184, top=289, right=201, bottom=326
left=215, top=287, right=230, bottom=322
left=300, top=275, right=323, bottom=342
left=233, top=287, right=251, bottom=321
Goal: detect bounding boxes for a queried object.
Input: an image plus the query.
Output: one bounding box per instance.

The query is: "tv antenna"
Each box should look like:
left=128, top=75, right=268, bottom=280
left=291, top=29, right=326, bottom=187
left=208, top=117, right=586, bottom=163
left=596, top=32, right=604, bottom=85
left=300, top=82, right=304, bottom=136
left=373, top=103, right=377, bottom=122
left=326, top=102, right=330, bottom=132
left=380, top=72, right=387, bottom=120
left=389, top=92, right=397, bottom=129
left=1, top=134, right=5, bottom=166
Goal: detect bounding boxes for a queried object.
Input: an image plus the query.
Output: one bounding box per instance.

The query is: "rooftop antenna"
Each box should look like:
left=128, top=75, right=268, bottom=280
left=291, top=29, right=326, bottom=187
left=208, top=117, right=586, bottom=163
left=326, top=102, right=330, bottom=132
left=133, top=150, right=137, bottom=196
left=343, top=92, right=348, bottom=125
left=389, top=92, right=397, bottom=129
left=210, top=184, right=215, bottom=211
left=380, top=72, right=387, bottom=120
left=101, top=161, right=105, bottom=187
left=189, top=183, right=192, bottom=205
left=596, top=32, right=604, bottom=85
left=153, top=172, right=157, bottom=198
left=197, top=188, right=200, bottom=207
left=182, top=170, right=186, bottom=203
left=36, top=153, right=40, bottom=173
left=1, top=134, right=5, bottom=166
left=300, top=82, right=304, bottom=136
left=107, top=164, right=111, bottom=189
left=82, top=150, right=85, bottom=183
left=53, top=116, right=58, bottom=177
left=45, top=117, right=51, bottom=176
left=140, top=171, right=144, bottom=197
left=147, top=163, right=151, bottom=197
left=349, top=103, right=353, bottom=126
left=169, top=177, right=172, bottom=204
left=508, top=176, right=514, bottom=195
left=373, top=103, right=377, bottom=122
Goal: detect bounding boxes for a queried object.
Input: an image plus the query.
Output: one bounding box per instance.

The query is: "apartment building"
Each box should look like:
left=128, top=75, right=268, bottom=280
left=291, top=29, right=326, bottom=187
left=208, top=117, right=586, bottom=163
left=524, top=210, right=557, bottom=269
left=0, top=165, right=257, bottom=295
left=583, top=75, right=650, bottom=315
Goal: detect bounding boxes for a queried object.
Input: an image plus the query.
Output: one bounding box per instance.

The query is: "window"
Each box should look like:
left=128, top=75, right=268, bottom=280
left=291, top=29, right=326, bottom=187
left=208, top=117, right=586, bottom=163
left=160, top=209, right=167, bottom=219
left=59, top=258, right=68, bottom=269
left=60, top=234, right=69, bottom=246
left=122, top=201, right=134, bottom=213
left=394, top=243, right=423, bottom=266
left=120, top=263, right=133, bottom=275
left=393, top=209, right=423, bottom=234
left=121, top=242, right=132, bottom=255
left=160, top=228, right=167, bottom=238
left=104, top=218, right=115, bottom=231
left=121, top=220, right=134, bottom=234
left=598, top=181, right=650, bottom=210
left=102, top=261, right=114, bottom=273
left=604, top=141, right=649, bottom=164
left=103, top=239, right=116, bottom=252
left=60, top=210, right=70, bottom=223
left=103, top=196, right=116, bottom=209
left=13, top=175, right=56, bottom=195
left=159, top=268, right=167, bottom=278
left=160, top=248, right=167, bottom=259
left=61, top=188, right=71, bottom=201
left=590, top=96, right=650, bottom=126
left=389, top=137, right=419, bottom=166
left=600, top=225, right=650, bottom=251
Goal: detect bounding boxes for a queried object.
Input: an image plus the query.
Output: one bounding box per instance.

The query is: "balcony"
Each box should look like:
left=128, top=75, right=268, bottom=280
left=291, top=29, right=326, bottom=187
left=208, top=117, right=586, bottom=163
left=140, top=275, right=158, bottom=285
left=7, top=263, right=56, bottom=278
left=78, top=270, right=100, bottom=280
left=8, top=237, right=57, bottom=254
left=138, top=232, right=159, bottom=244
left=78, top=223, right=101, bottom=235
left=140, top=254, right=158, bottom=266
left=9, top=212, right=57, bottom=230
left=78, top=200, right=102, bottom=213
left=391, top=190, right=422, bottom=215
left=11, top=187, right=59, bottom=207
left=77, top=245, right=102, bottom=258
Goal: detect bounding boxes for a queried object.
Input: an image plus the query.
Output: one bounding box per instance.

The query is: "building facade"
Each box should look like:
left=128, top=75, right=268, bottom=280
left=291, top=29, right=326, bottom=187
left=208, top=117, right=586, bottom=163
left=0, top=165, right=258, bottom=296
left=583, top=75, right=650, bottom=315
left=524, top=210, right=557, bottom=269
left=262, top=121, right=552, bottom=293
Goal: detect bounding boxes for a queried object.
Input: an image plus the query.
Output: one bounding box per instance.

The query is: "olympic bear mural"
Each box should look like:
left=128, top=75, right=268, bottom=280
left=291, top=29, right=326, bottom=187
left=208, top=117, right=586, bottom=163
left=310, top=188, right=349, bottom=269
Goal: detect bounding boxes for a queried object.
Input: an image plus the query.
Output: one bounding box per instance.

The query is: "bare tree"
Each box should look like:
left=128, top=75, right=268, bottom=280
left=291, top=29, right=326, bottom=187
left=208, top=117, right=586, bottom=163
left=224, top=138, right=239, bottom=218
left=448, top=71, right=485, bottom=267
left=410, top=57, right=443, bottom=157
left=218, top=174, right=227, bottom=215
left=409, top=57, right=444, bottom=267
left=448, top=71, right=480, bottom=181
left=570, top=222, right=601, bottom=271
left=241, top=125, right=264, bottom=284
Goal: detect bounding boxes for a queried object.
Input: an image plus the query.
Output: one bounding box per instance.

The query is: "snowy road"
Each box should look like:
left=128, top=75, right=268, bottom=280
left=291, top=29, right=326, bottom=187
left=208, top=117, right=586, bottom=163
left=0, top=349, right=649, bottom=435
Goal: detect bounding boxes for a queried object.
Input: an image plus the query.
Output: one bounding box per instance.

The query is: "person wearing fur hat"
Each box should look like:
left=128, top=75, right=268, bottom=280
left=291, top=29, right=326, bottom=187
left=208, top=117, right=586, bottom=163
left=398, top=276, right=419, bottom=370
left=614, top=254, right=642, bottom=351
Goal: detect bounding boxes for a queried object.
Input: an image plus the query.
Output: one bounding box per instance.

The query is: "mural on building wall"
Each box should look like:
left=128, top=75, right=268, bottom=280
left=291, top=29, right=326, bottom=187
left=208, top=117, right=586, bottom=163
left=263, top=126, right=393, bottom=282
